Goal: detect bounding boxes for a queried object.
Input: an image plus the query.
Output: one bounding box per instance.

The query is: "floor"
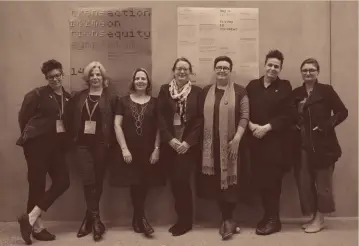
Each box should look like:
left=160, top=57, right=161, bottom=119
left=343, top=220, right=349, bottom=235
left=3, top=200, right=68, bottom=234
left=0, top=218, right=357, bottom=246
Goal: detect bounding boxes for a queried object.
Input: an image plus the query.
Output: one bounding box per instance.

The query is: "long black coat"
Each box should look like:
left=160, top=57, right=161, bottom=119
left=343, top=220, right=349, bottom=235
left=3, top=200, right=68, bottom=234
left=246, top=77, right=293, bottom=186
left=291, top=82, right=348, bottom=169
left=157, top=84, right=203, bottom=181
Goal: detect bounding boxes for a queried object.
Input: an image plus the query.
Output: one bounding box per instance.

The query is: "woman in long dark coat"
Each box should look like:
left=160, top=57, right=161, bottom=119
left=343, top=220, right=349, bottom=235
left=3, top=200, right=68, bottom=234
left=197, top=56, right=249, bottom=240
left=108, top=68, right=164, bottom=237
left=157, top=57, right=202, bottom=236
left=292, top=58, right=348, bottom=233
left=246, top=50, right=292, bottom=236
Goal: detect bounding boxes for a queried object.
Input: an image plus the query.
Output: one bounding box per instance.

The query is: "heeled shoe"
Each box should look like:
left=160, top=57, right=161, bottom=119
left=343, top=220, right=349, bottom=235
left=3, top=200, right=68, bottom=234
left=91, top=211, right=103, bottom=242
left=132, top=216, right=144, bottom=233
left=77, top=211, right=93, bottom=238
left=140, top=217, right=154, bottom=236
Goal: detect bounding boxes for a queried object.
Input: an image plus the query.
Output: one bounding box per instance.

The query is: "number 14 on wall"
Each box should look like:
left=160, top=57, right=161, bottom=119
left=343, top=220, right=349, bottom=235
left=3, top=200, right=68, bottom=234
left=71, top=67, right=84, bottom=76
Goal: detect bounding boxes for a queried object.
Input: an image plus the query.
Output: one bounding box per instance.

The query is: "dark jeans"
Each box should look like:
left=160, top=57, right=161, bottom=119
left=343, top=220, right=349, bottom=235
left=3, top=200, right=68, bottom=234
left=23, top=134, right=70, bottom=213
left=75, top=144, right=108, bottom=212
left=294, top=150, right=335, bottom=215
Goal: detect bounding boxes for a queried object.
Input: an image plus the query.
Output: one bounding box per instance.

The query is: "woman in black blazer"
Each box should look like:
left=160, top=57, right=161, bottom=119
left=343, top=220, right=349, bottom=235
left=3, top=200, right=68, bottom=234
left=157, top=57, right=202, bottom=236
left=292, top=58, right=348, bottom=233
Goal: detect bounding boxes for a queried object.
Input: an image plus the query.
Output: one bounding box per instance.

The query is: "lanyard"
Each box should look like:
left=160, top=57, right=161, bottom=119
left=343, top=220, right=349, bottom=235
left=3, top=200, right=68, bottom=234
left=85, top=98, right=99, bottom=121
left=52, top=92, right=64, bottom=120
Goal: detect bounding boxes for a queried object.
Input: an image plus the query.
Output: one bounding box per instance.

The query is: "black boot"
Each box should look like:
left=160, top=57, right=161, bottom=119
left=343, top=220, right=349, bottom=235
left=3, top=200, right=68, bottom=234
left=132, top=214, right=143, bottom=233
left=92, top=211, right=103, bottom=242
left=256, top=216, right=282, bottom=235
left=77, top=211, right=93, bottom=238
left=139, top=216, right=154, bottom=237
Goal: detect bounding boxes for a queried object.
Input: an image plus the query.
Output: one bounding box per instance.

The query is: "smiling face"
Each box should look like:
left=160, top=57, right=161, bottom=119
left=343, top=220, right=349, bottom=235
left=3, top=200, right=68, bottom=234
left=264, top=58, right=282, bottom=81
left=214, top=60, right=231, bottom=84
left=173, top=60, right=191, bottom=86
left=88, top=67, right=103, bottom=88
left=301, top=63, right=319, bottom=83
left=46, top=69, right=63, bottom=90
left=133, top=71, right=149, bottom=92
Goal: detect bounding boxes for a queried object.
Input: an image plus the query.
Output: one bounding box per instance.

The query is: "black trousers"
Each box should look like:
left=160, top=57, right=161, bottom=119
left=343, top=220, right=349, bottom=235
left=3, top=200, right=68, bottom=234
left=75, top=144, right=108, bottom=212
left=260, top=176, right=282, bottom=218
left=170, top=180, right=193, bottom=225
left=23, top=134, right=70, bottom=213
left=130, top=184, right=148, bottom=217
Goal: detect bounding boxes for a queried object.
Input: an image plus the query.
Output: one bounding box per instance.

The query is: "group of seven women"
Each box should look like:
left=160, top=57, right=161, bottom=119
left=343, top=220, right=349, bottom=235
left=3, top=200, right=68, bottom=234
left=16, top=50, right=348, bottom=244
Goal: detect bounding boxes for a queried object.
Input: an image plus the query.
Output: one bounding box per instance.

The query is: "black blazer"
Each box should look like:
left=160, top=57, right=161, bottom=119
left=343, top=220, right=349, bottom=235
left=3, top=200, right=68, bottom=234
left=291, top=82, right=348, bottom=167
left=63, top=87, right=116, bottom=147
left=17, top=85, right=71, bottom=146
left=157, top=84, right=203, bottom=147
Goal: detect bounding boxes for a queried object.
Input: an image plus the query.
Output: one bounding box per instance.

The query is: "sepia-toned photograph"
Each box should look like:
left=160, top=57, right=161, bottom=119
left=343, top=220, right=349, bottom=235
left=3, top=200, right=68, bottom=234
left=0, top=1, right=357, bottom=245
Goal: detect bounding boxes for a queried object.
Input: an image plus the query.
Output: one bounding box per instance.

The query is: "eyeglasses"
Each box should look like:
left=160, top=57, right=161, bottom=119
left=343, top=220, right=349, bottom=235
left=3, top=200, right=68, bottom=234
left=215, top=66, right=230, bottom=71
left=301, top=69, right=317, bottom=73
left=175, top=67, right=189, bottom=72
left=47, top=73, right=62, bottom=80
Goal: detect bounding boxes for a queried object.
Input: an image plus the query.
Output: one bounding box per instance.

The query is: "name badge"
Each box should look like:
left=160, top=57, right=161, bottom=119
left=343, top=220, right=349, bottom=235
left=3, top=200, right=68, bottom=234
left=173, top=113, right=182, bottom=126
left=84, top=120, right=96, bottom=134
left=56, top=120, right=65, bottom=133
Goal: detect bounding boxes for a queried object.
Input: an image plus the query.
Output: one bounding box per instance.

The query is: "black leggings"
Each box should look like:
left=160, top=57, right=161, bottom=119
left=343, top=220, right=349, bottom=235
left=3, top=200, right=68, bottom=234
left=130, top=184, right=148, bottom=217
left=218, top=201, right=236, bottom=221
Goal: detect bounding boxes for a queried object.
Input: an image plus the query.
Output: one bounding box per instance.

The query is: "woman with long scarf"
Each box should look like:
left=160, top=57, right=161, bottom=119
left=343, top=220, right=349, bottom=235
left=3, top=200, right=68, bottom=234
left=157, top=57, right=202, bottom=236
left=197, top=56, right=249, bottom=240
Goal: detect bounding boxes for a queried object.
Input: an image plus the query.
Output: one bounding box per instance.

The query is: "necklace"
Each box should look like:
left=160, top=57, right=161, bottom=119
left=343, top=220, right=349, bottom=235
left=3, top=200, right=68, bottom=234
left=129, top=99, right=149, bottom=136
left=88, top=94, right=100, bottom=103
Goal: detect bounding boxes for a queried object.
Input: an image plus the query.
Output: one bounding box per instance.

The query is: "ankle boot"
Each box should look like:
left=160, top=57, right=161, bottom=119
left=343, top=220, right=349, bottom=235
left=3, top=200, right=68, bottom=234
left=91, top=211, right=103, bottom=242
left=132, top=214, right=143, bottom=233
left=140, top=216, right=154, bottom=236
left=77, top=211, right=93, bottom=238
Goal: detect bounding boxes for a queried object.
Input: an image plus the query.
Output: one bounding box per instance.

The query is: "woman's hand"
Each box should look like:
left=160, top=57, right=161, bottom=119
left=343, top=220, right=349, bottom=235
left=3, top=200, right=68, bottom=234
left=122, top=148, right=132, bottom=164
left=249, top=122, right=260, bottom=132
left=149, top=148, right=160, bottom=164
left=253, top=124, right=272, bottom=139
left=177, top=141, right=190, bottom=154
left=228, top=136, right=240, bottom=160
left=169, top=138, right=181, bottom=151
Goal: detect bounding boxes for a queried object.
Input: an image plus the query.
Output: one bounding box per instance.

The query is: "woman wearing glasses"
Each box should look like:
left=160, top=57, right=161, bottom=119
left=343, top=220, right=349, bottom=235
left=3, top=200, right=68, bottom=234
left=109, top=68, right=164, bottom=237
left=197, top=56, right=249, bottom=240
left=292, top=58, right=348, bottom=233
left=157, top=57, right=202, bottom=236
left=17, top=59, right=71, bottom=245
left=64, top=61, right=116, bottom=242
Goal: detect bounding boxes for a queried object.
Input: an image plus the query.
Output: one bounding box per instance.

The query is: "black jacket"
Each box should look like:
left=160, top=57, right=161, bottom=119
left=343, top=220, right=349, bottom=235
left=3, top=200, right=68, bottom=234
left=63, top=88, right=116, bottom=147
left=291, top=82, right=348, bottom=168
left=17, top=85, right=71, bottom=146
left=246, top=77, right=293, bottom=170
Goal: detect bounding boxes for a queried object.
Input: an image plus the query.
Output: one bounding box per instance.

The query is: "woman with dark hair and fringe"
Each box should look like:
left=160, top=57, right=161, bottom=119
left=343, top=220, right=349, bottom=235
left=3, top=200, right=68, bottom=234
left=246, top=50, right=293, bottom=236
left=197, top=56, right=249, bottom=240
left=292, top=58, right=348, bottom=233
left=108, top=68, right=165, bottom=237
left=63, top=61, right=116, bottom=242
left=157, top=57, right=203, bottom=236
left=17, top=59, right=71, bottom=245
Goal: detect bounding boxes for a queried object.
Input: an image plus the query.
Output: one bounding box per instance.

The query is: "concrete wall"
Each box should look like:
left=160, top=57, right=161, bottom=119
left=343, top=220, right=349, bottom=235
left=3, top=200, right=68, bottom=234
left=0, top=1, right=357, bottom=223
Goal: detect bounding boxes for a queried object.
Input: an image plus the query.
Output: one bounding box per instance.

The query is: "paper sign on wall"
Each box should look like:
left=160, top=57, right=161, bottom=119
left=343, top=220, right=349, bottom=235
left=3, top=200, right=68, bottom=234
left=70, top=7, right=152, bottom=95
left=177, top=7, right=259, bottom=86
